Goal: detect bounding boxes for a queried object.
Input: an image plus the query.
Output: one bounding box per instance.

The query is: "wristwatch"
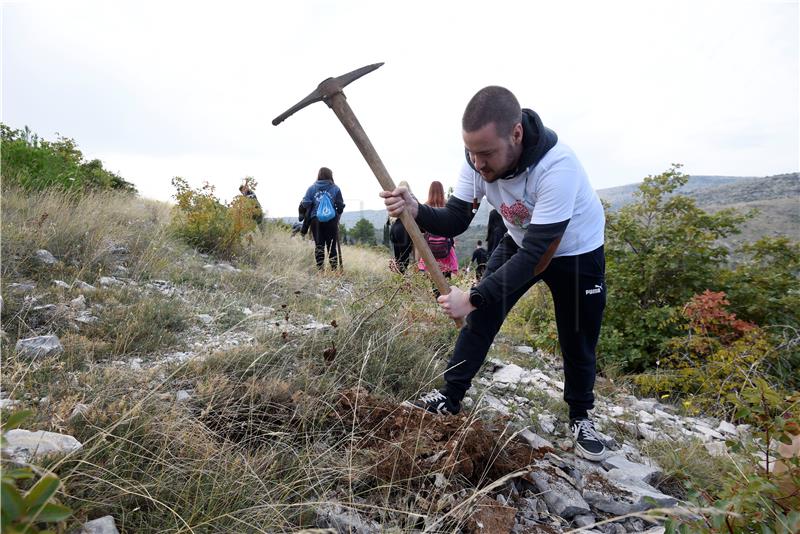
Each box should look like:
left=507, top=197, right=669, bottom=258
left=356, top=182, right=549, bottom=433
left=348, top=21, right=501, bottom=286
left=469, top=288, right=485, bottom=309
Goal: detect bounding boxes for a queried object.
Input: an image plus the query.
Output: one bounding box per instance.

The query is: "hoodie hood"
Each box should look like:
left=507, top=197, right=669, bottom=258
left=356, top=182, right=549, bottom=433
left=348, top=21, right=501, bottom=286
left=465, top=108, right=558, bottom=180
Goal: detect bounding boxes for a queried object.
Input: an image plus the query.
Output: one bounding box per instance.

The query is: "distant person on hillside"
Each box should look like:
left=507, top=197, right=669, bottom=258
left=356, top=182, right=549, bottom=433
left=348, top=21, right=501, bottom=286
left=388, top=180, right=414, bottom=273
left=486, top=208, right=505, bottom=256
left=301, top=167, right=345, bottom=270
left=470, top=240, right=488, bottom=281
left=417, top=181, right=458, bottom=281
left=239, top=182, right=264, bottom=227
left=381, top=86, right=607, bottom=462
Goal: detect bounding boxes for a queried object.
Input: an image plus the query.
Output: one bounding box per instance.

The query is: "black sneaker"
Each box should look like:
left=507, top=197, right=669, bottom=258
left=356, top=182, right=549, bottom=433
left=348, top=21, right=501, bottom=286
left=570, top=418, right=607, bottom=461
left=404, top=389, right=461, bottom=415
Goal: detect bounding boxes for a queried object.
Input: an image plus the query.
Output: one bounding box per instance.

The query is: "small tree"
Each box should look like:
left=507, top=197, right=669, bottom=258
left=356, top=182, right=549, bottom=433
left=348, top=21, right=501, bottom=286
left=350, top=218, right=377, bottom=245
left=601, top=164, right=748, bottom=371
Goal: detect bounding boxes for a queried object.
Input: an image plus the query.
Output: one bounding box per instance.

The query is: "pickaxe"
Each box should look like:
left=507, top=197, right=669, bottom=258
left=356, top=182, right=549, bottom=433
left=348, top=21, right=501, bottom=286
left=273, top=62, right=463, bottom=327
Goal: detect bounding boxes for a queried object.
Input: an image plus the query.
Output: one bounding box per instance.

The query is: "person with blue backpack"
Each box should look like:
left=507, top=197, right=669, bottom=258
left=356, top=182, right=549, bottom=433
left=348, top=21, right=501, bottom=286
left=301, top=167, right=345, bottom=270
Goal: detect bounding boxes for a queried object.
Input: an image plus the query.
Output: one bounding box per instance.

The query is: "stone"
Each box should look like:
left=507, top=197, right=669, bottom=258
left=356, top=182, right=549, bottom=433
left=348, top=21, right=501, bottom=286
left=704, top=441, right=727, bottom=457
left=15, top=335, right=63, bottom=358
left=197, top=314, right=214, bottom=324
left=525, top=467, right=590, bottom=519
left=624, top=517, right=647, bottom=532
left=0, top=399, right=20, bottom=409
left=53, top=279, right=71, bottom=289
left=8, top=282, right=36, bottom=293
left=80, top=515, right=120, bottom=534
left=464, top=496, right=516, bottom=534
left=74, top=280, right=97, bottom=291
left=514, top=345, right=534, bottom=354
left=99, top=276, right=123, bottom=287
left=573, top=514, right=596, bottom=528
left=519, top=428, right=554, bottom=450
left=75, top=311, right=99, bottom=324
left=493, top=363, right=526, bottom=384
left=176, top=390, right=191, bottom=402
left=537, top=414, right=557, bottom=435
left=636, top=410, right=655, bottom=424
left=3, top=429, right=82, bottom=463
left=70, top=295, right=87, bottom=310
left=583, top=469, right=677, bottom=516
left=316, top=502, right=381, bottom=534
left=35, top=249, right=58, bottom=264
left=602, top=454, right=662, bottom=485
left=692, top=423, right=725, bottom=441
left=716, top=421, right=738, bottom=436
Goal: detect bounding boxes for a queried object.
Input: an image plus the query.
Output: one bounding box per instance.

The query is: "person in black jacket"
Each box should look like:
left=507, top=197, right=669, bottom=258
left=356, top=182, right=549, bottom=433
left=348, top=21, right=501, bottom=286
left=300, top=167, right=345, bottom=270
left=470, top=241, right=488, bottom=281
left=381, top=86, right=608, bottom=462
left=486, top=209, right=506, bottom=256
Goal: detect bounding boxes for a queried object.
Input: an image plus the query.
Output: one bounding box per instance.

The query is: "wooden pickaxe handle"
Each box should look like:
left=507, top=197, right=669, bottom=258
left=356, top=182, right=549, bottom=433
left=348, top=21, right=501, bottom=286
left=325, top=93, right=464, bottom=328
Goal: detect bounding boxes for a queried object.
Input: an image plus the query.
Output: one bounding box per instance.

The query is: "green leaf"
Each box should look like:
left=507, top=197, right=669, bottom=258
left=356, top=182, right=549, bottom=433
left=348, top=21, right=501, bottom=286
left=1, top=409, right=33, bottom=432
left=29, top=502, right=71, bottom=523
left=1, top=468, right=35, bottom=483
left=1, top=480, right=24, bottom=521
left=22, top=475, right=59, bottom=511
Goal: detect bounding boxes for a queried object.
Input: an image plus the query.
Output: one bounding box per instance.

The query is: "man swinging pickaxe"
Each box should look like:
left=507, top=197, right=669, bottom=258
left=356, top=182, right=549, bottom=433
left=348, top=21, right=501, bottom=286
left=273, top=62, right=463, bottom=327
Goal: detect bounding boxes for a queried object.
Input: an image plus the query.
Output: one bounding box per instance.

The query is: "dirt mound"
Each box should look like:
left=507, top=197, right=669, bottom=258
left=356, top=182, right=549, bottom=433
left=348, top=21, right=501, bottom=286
left=334, top=388, right=551, bottom=485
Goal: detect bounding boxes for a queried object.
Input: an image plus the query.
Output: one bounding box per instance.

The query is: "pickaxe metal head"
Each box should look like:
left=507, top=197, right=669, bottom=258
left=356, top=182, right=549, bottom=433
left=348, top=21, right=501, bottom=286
left=271, top=62, right=384, bottom=126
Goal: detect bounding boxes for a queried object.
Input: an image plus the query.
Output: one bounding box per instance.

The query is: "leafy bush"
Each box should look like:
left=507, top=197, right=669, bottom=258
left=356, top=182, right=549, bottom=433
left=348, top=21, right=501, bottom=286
left=170, top=177, right=260, bottom=258
left=633, top=290, right=781, bottom=417
left=601, top=164, right=748, bottom=371
left=1, top=124, right=135, bottom=193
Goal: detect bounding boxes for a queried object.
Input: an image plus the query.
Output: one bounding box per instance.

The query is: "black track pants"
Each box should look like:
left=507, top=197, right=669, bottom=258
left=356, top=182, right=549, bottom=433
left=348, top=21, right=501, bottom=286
left=441, top=236, right=606, bottom=419
left=311, top=219, right=339, bottom=270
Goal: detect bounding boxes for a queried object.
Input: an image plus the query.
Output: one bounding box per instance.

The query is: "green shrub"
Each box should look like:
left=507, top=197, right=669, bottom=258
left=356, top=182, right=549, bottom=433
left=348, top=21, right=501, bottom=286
left=170, top=177, right=260, bottom=259
left=602, top=164, right=748, bottom=371
left=1, top=124, right=136, bottom=193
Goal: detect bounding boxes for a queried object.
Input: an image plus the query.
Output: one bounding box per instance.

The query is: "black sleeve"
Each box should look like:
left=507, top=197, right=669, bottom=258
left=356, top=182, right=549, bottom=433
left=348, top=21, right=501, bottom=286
left=415, top=196, right=475, bottom=237
left=474, top=219, right=570, bottom=307
left=335, top=188, right=345, bottom=214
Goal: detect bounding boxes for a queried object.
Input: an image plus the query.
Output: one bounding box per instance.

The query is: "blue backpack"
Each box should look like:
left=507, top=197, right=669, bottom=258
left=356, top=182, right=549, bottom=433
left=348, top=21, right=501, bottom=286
left=315, top=190, right=336, bottom=222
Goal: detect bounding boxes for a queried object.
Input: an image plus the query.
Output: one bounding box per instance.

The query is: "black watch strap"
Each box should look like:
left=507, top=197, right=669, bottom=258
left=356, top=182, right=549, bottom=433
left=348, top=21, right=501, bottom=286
left=469, top=288, right=485, bottom=309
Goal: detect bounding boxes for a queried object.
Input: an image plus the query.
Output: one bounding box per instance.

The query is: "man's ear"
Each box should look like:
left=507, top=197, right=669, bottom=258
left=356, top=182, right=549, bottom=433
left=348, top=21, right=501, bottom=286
left=511, top=122, right=523, bottom=144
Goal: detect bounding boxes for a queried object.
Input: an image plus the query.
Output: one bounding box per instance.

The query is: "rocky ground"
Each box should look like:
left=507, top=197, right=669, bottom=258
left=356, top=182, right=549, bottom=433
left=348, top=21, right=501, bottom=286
left=2, top=252, right=749, bottom=533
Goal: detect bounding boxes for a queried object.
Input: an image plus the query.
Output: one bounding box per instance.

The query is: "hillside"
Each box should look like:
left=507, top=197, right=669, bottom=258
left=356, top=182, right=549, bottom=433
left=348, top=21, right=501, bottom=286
left=2, top=185, right=797, bottom=533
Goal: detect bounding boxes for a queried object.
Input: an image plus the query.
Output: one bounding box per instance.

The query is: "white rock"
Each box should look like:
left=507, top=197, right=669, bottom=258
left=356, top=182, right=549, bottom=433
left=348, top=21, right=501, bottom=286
left=3, top=429, right=82, bottom=463
left=704, top=441, right=727, bottom=457
left=74, top=280, right=97, bottom=291
left=99, top=276, right=122, bottom=287
left=637, top=410, right=656, bottom=424
left=514, top=345, right=534, bottom=354
left=716, top=421, right=738, bottom=436
left=519, top=428, right=554, bottom=450
left=53, top=280, right=71, bottom=289
left=493, top=363, right=526, bottom=384
left=303, top=321, right=332, bottom=331
left=197, top=314, right=214, bottom=324
left=242, top=307, right=253, bottom=315
left=0, top=399, right=20, bottom=409
left=176, top=390, right=191, bottom=402
left=15, top=335, right=63, bottom=358
left=693, top=423, right=725, bottom=441
left=8, top=282, right=36, bottom=293
left=80, top=515, right=120, bottom=534
left=70, top=295, right=87, bottom=310
left=35, top=249, right=58, bottom=264
left=538, top=414, right=557, bottom=435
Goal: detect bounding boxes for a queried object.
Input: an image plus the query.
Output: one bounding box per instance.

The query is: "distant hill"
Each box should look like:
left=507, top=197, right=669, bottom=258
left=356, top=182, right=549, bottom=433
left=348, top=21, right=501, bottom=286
left=274, top=172, right=799, bottom=263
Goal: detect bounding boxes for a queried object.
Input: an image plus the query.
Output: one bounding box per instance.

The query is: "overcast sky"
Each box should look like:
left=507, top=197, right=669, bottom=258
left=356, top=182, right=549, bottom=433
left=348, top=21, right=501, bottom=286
left=3, top=0, right=798, bottom=218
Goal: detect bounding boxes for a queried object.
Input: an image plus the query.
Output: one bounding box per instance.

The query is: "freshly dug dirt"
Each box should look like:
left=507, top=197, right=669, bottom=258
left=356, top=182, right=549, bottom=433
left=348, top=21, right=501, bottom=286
left=333, top=388, right=550, bottom=485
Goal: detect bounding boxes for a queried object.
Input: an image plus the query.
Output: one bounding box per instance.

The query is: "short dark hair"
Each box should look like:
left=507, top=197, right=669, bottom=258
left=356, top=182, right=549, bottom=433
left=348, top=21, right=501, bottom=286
left=318, top=167, right=333, bottom=182
left=477, top=240, right=482, bottom=246
left=462, top=86, right=522, bottom=137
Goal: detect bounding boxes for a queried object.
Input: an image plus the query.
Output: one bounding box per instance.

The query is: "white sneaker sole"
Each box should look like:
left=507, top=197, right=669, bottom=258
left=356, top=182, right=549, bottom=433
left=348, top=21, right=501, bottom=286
left=574, top=443, right=607, bottom=462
